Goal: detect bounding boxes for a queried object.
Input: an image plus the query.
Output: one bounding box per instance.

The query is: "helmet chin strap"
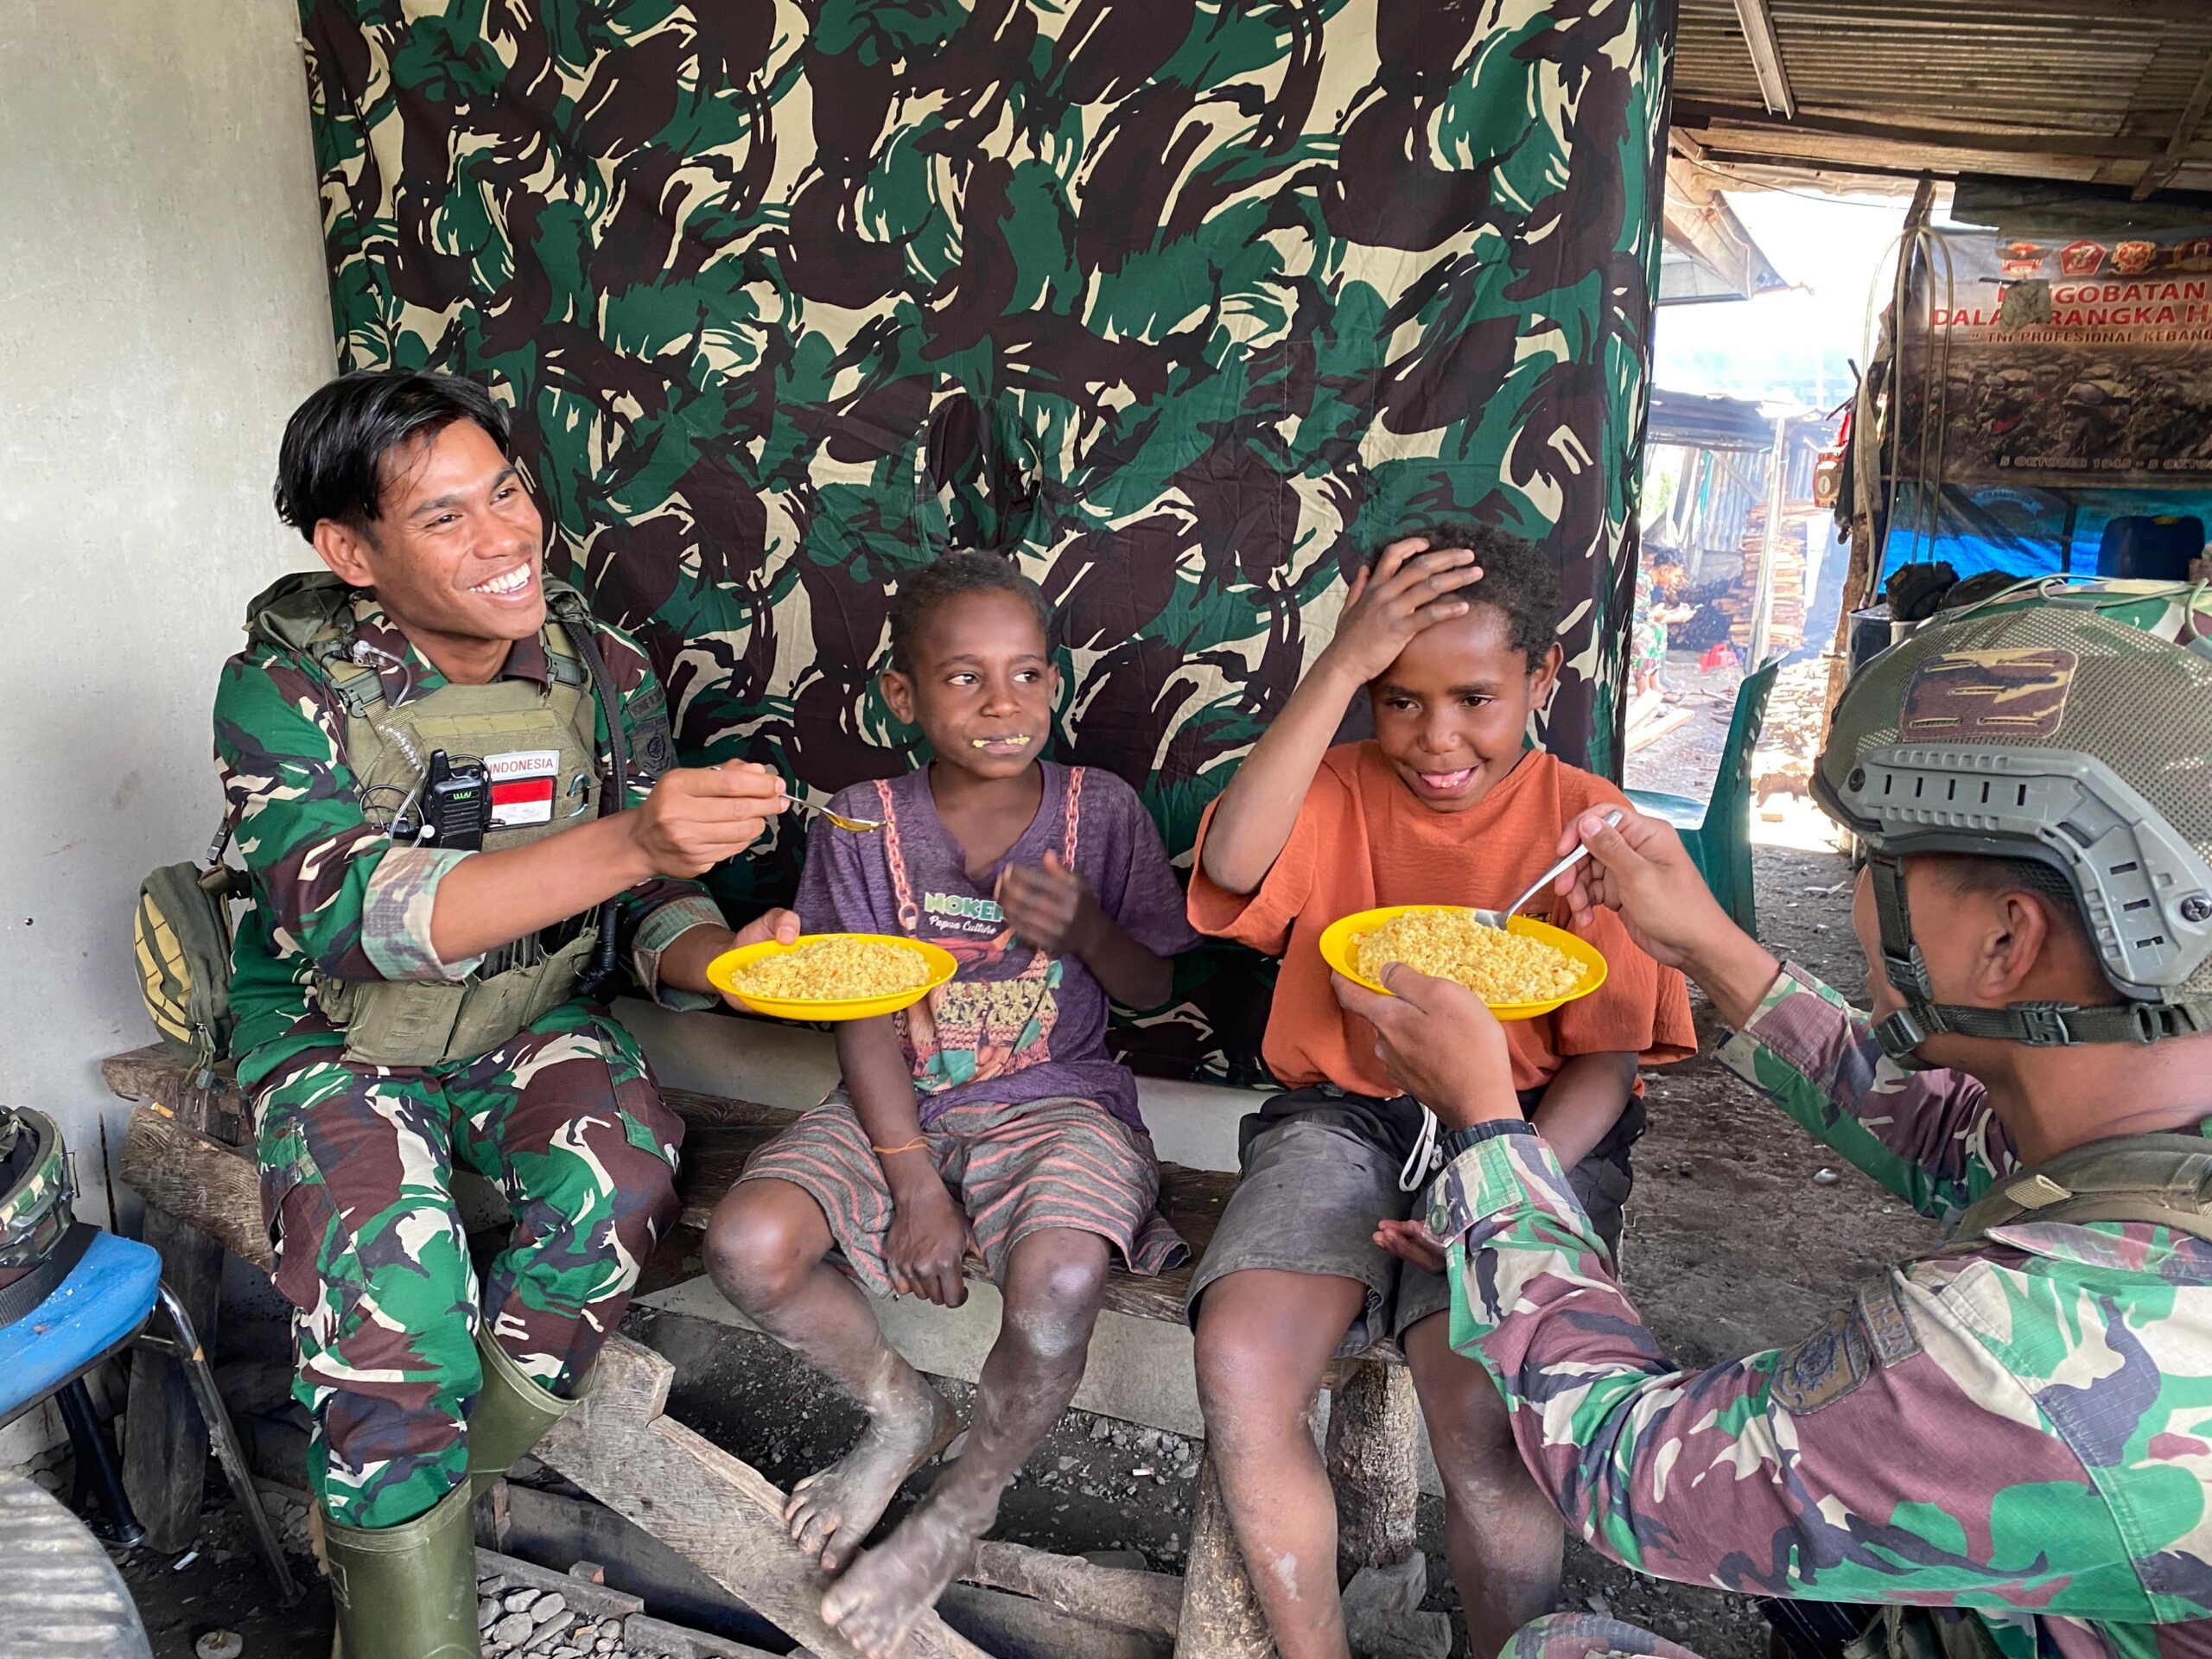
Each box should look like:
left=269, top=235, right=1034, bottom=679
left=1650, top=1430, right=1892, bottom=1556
left=1865, top=854, right=2212, bottom=1069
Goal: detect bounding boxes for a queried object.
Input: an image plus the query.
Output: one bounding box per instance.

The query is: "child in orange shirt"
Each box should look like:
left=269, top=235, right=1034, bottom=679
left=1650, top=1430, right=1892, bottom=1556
left=1185, top=526, right=1694, bottom=1659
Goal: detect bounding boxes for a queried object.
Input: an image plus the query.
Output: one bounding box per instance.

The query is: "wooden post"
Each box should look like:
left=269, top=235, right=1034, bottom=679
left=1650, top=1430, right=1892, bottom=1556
left=1746, top=414, right=1792, bottom=671
left=966, top=1539, right=1181, bottom=1641
left=118, top=1107, right=269, bottom=1273
left=535, top=1335, right=989, bottom=1659
left=1324, top=1357, right=1421, bottom=1577
left=1173, top=1447, right=1273, bottom=1659
left=113, top=1063, right=244, bottom=1554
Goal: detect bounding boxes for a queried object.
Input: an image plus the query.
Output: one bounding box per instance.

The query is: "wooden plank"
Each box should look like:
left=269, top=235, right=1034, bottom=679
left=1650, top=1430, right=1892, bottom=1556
left=1675, top=100, right=2170, bottom=161
left=672, top=1125, right=781, bottom=1229
left=1729, top=0, right=1795, bottom=118
left=1626, top=706, right=1694, bottom=757
left=475, top=1546, right=645, bottom=1619
left=102, top=1046, right=789, bottom=1141
left=939, top=1583, right=1167, bottom=1659
left=535, top=1335, right=991, bottom=1659
left=105, top=1049, right=1398, bottom=1360
left=660, top=1086, right=804, bottom=1129
left=2135, top=45, right=2212, bottom=199
left=671, top=1125, right=1252, bottom=1334
left=966, top=1538, right=1181, bottom=1641
left=622, top=1612, right=785, bottom=1659
left=118, top=1064, right=247, bottom=1553
left=488, top=1483, right=799, bottom=1653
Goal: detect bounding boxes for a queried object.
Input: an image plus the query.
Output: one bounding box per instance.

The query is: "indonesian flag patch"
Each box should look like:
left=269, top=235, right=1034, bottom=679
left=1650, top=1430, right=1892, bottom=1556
left=486, top=749, right=561, bottom=828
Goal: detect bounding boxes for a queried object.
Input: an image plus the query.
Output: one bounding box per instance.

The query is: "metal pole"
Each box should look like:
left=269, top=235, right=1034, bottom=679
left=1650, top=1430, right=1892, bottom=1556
left=1747, top=414, right=1789, bottom=668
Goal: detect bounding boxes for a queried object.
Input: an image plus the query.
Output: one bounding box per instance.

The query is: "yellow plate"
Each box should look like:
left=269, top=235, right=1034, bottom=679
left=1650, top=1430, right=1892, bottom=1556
left=706, top=933, right=957, bottom=1022
left=1317, top=907, right=1608, bottom=1021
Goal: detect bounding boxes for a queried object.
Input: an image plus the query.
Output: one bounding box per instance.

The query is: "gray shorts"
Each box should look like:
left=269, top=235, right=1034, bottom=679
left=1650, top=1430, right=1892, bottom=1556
left=1185, top=1084, right=1643, bottom=1357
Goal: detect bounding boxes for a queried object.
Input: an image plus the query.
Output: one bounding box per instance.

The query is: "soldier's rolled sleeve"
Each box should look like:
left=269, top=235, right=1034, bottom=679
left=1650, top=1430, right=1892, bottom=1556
left=359, top=845, right=486, bottom=982
left=1436, top=1145, right=2147, bottom=1616
left=627, top=889, right=727, bottom=1012
left=1429, top=1133, right=1597, bottom=1266
left=1718, top=963, right=2012, bottom=1222
left=216, top=652, right=407, bottom=982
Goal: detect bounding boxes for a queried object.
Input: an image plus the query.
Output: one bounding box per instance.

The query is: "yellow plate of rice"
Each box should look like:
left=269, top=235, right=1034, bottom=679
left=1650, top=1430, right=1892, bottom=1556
left=1318, top=907, right=1607, bottom=1021
left=706, top=933, right=957, bottom=1022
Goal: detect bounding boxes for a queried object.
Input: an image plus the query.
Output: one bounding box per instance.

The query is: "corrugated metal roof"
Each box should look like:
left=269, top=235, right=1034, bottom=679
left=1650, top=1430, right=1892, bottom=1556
left=1649, top=386, right=1777, bottom=449
left=1673, top=0, right=2212, bottom=198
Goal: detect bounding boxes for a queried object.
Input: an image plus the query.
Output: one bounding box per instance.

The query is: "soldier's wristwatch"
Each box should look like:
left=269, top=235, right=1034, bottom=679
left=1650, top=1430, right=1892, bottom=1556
left=1438, top=1117, right=1538, bottom=1161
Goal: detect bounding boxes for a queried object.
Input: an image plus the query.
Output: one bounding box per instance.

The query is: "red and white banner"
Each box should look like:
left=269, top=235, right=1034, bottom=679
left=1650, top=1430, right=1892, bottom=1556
left=1899, top=224, right=2212, bottom=486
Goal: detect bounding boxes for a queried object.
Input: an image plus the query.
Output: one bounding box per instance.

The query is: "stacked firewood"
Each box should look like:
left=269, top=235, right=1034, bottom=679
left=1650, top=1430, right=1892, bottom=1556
left=1706, top=507, right=1814, bottom=658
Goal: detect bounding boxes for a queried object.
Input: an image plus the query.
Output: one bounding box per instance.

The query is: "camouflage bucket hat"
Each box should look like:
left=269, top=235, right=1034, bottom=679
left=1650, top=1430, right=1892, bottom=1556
left=1813, top=603, right=2212, bottom=1062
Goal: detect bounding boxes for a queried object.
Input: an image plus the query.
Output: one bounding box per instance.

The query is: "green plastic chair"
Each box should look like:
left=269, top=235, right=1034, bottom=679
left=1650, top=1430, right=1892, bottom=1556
left=1624, top=656, right=1781, bottom=935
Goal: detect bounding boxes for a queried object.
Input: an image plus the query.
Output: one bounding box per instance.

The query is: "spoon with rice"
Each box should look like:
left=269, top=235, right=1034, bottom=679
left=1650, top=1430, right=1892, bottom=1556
left=1471, top=808, right=1622, bottom=929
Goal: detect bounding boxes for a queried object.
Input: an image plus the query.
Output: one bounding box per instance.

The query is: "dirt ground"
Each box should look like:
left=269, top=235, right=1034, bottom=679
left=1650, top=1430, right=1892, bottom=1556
left=114, top=833, right=1931, bottom=1659
left=113, top=1488, right=330, bottom=1659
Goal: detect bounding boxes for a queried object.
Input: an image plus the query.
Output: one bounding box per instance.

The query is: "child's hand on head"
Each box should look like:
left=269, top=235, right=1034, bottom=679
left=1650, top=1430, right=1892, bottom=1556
left=995, top=852, right=1100, bottom=957
left=1321, top=536, right=1486, bottom=684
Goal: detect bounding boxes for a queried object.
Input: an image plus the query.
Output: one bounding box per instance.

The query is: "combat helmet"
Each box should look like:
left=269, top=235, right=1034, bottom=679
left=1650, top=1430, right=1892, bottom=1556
left=1814, top=597, right=2212, bottom=1066
left=0, top=1108, right=74, bottom=1274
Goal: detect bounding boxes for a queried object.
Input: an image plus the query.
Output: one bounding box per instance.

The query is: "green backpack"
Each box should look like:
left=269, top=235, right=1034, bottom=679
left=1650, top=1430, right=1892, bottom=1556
left=133, top=818, right=247, bottom=1075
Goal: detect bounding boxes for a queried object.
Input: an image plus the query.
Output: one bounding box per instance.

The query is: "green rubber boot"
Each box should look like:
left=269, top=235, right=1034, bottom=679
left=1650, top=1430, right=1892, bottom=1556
left=321, top=1480, right=477, bottom=1659
left=467, top=1326, right=586, bottom=1498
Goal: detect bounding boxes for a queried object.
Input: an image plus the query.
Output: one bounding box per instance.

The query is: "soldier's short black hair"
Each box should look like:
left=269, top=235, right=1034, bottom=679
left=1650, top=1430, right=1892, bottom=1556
left=1397, top=522, right=1560, bottom=665
left=274, top=370, right=512, bottom=541
left=887, top=550, right=1055, bottom=674
left=1936, top=854, right=2096, bottom=953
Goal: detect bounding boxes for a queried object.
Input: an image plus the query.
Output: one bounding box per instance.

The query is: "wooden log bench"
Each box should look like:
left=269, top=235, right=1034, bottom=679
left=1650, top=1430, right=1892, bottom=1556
left=105, top=1043, right=1421, bottom=1657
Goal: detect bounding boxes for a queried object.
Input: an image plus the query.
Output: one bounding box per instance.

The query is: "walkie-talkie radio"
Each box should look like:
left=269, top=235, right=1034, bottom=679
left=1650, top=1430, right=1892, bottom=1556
left=419, top=751, right=492, bottom=850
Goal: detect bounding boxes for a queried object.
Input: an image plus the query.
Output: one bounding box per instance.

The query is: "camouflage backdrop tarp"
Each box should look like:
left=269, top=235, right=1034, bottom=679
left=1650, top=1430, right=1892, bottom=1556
left=297, top=0, right=1674, bottom=1083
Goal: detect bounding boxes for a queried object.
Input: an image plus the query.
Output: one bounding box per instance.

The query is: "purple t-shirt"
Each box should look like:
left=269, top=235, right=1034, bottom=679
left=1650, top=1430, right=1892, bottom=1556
left=794, top=762, right=1198, bottom=1132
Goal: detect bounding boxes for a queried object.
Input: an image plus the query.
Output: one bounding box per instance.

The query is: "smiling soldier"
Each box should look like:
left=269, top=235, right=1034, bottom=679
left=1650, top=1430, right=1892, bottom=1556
left=213, top=371, right=797, bottom=1656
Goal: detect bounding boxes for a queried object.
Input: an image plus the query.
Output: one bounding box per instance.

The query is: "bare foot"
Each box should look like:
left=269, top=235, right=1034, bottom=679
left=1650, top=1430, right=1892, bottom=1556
left=821, top=1494, right=985, bottom=1659
left=785, top=1375, right=957, bottom=1572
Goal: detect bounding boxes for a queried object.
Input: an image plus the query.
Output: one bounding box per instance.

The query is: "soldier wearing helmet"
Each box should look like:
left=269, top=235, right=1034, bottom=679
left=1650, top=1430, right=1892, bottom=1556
left=1332, top=593, right=2212, bottom=1659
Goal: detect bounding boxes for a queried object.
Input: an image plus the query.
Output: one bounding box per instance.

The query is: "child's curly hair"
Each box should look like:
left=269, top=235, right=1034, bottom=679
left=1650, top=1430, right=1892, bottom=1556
left=1396, top=523, right=1560, bottom=664
left=887, top=550, right=1055, bottom=674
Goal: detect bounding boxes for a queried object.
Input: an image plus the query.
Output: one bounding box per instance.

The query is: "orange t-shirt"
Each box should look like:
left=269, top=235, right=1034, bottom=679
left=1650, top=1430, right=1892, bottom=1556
left=1188, top=743, right=1696, bottom=1098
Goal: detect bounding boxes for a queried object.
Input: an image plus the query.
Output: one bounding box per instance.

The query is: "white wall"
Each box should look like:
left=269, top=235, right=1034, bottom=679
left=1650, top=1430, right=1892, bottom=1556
left=0, top=0, right=329, bottom=1206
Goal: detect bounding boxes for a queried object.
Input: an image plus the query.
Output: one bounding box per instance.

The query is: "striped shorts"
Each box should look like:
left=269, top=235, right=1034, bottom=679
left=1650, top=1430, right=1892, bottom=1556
left=739, top=1094, right=1188, bottom=1299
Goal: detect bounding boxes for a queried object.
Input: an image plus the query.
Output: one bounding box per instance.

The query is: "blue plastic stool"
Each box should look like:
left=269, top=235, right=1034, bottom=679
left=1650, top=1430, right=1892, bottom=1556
left=0, top=1229, right=300, bottom=1603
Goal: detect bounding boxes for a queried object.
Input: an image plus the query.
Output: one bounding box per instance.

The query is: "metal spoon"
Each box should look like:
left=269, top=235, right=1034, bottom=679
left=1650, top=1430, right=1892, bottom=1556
left=705, top=764, right=886, bottom=833
left=1472, top=808, right=1623, bottom=927
left=791, top=798, right=885, bottom=834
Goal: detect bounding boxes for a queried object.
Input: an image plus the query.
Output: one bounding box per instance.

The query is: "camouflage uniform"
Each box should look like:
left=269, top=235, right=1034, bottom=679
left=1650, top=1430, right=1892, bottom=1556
left=217, top=590, right=724, bottom=1529
left=1433, top=964, right=2212, bottom=1659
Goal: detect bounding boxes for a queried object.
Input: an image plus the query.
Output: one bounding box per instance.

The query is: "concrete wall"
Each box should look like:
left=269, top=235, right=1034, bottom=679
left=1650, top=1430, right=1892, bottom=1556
left=0, top=1, right=328, bottom=1207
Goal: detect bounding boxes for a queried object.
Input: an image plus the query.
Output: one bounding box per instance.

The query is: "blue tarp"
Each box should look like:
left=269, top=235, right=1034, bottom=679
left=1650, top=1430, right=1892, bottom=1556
left=1882, top=484, right=2212, bottom=582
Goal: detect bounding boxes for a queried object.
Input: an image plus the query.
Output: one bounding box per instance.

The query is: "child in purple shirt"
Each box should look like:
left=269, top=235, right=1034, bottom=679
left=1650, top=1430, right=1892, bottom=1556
left=706, top=552, right=1196, bottom=1659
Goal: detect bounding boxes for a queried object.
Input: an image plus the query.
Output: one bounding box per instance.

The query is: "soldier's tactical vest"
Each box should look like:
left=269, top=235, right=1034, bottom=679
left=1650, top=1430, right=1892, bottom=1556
left=245, top=572, right=613, bottom=1069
